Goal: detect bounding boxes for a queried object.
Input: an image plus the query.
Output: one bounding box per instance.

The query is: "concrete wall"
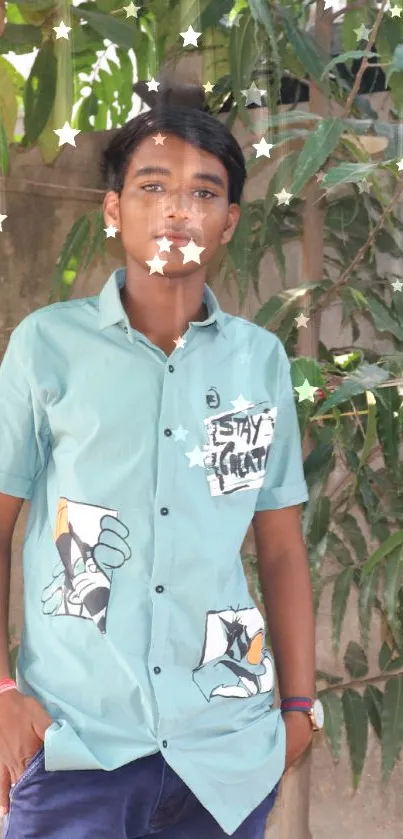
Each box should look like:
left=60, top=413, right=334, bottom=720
left=1, top=106, right=402, bottom=837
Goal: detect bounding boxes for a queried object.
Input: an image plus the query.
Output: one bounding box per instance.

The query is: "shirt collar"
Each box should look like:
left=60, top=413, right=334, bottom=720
left=98, top=267, right=227, bottom=343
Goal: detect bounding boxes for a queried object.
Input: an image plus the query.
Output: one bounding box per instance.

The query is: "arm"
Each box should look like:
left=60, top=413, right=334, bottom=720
left=0, top=493, right=24, bottom=680
left=253, top=503, right=316, bottom=767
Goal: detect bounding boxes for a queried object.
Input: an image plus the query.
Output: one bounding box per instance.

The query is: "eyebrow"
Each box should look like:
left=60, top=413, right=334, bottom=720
left=132, top=166, right=226, bottom=190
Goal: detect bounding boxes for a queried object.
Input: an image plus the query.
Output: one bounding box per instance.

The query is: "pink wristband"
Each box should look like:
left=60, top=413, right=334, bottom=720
left=0, top=678, right=17, bottom=695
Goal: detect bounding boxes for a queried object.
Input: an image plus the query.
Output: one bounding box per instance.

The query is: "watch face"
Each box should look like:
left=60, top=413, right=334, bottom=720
left=313, top=698, right=325, bottom=729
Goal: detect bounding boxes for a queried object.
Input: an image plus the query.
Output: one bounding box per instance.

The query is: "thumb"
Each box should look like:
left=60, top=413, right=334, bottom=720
left=30, top=701, right=53, bottom=743
left=0, top=763, right=11, bottom=814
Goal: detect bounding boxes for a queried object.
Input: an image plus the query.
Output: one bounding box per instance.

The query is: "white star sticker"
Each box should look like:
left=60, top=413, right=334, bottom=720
left=295, top=379, right=319, bottom=403
left=252, top=137, right=274, bottom=159
left=390, top=5, right=402, bottom=17
left=174, top=336, right=187, bottom=349
left=146, top=78, right=160, bottom=92
left=146, top=254, right=168, bottom=275
left=180, top=25, right=201, bottom=47
left=153, top=133, right=166, bottom=145
left=274, top=188, right=293, bottom=206
left=124, top=2, right=140, bottom=18
left=231, top=395, right=255, bottom=413
left=104, top=224, right=118, bottom=238
left=156, top=236, right=173, bottom=253
left=53, top=20, right=71, bottom=39
left=53, top=121, right=80, bottom=147
left=241, top=82, right=266, bottom=107
left=397, top=158, right=403, bottom=171
left=203, top=81, right=214, bottom=94
left=295, top=313, right=310, bottom=328
left=185, top=446, right=206, bottom=468
left=0, top=213, right=8, bottom=231
left=392, top=279, right=403, bottom=291
left=173, top=425, right=189, bottom=442
left=178, top=239, right=206, bottom=264
left=358, top=178, right=371, bottom=193
left=354, top=24, right=371, bottom=41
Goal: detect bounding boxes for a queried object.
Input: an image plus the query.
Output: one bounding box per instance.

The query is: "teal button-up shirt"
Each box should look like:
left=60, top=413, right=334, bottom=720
left=0, top=267, right=309, bottom=835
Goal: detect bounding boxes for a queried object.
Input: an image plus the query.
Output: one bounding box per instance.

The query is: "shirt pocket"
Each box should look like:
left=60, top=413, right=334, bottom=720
left=202, top=400, right=277, bottom=498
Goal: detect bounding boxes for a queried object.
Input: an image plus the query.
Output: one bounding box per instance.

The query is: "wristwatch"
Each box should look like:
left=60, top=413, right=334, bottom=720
left=280, top=696, right=325, bottom=732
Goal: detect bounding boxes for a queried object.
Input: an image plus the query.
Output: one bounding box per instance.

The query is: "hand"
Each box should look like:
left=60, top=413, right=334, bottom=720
left=0, top=690, right=52, bottom=816
left=283, top=711, right=313, bottom=772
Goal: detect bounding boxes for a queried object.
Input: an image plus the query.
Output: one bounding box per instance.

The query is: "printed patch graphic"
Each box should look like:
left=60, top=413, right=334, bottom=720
left=41, top=498, right=131, bottom=634
left=193, top=607, right=274, bottom=700
left=203, top=402, right=277, bottom=496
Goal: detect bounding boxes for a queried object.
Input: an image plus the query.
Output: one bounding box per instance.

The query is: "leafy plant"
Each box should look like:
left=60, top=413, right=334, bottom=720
left=2, top=0, right=403, bottom=791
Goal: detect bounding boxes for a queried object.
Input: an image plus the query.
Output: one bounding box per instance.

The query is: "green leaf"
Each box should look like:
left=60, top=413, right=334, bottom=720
left=332, top=568, right=354, bottom=654
left=344, top=641, right=369, bottom=679
left=314, top=364, right=390, bottom=417
left=254, top=282, right=321, bottom=329
left=379, top=641, right=394, bottom=672
left=381, top=676, right=403, bottom=780
left=229, top=10, right=256, bottom=132
left=77, top=92, right=99, bottom=132
left=364, top=685, right=383, bottom=741
left=358, top=395, right=377, bottom=471
left=248, top=0, right=281, bottom=85
left=0, top=57, right=18, bottom=141
left=342, top=688, right=368, bottom=788
left=23, top=39, right=57, bottom=145
left=327, top=531, right=354, bottom=567
left=73, top=9, right=141, bottom=51
left=364, top=291, right=403, bottom=342
left=362, top=530, right=403, bottom=577
left=252, top=110, right=321, bottom=134
left=0, top=22, right=42, bottom=53
left=201, top=0, right=232, bottom=28
left=0, top=112, right=9, bottom=175
left=306, top=496, right=330, bottom=549
left=83, top=210, right=106, bottom=270
left=339, top=513, right=367, bottom=564
left=320, top=690, right=343, bottom=760
left=321, top=162, right=381, bottom=188
left=49, top=215, right=92, bottom=302
left=386, top=44, right=403, bottom=84
left=383, top=546, right=403, bottom=643
left=290, top=118, right=344, bottom=197
left=376, top=387, right=401, bottom=474
left=359, top=565, right=380, bottom=647
left=321, top=51, right=378, bottom=80
left=277, top=6, right=327, bottom=88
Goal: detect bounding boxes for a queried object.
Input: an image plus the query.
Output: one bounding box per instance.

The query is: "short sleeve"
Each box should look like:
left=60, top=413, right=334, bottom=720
left=255, top=341, right=309, bottom=512
left=0, top=325, right=51, bottom=499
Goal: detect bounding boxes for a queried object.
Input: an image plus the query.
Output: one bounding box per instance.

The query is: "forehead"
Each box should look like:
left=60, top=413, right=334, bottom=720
left=126, top=133, right=228, bottom=183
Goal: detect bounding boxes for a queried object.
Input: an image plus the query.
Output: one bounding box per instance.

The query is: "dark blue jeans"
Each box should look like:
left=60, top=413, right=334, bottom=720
left=3, top=746, right=279, bottom=838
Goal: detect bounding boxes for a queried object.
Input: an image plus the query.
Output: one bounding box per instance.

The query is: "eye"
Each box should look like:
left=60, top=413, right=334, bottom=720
left=194, top=189, right=216, bottom=199
left=142, top=183, right=163, bottom=192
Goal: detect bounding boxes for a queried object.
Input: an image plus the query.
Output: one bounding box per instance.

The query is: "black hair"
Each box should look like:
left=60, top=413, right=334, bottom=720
left=100, top=79, right=247, bottom=205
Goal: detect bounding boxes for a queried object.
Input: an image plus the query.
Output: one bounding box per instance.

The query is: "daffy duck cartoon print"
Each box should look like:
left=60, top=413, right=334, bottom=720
left=41, top=497, right=131, bottom=634
left=193, top=606, right=274, bottom=700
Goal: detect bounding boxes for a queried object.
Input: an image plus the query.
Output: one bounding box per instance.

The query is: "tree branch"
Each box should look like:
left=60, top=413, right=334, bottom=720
left=321, top=668, right=403, bottom=693
left=341, top=0, right=388, bottom=118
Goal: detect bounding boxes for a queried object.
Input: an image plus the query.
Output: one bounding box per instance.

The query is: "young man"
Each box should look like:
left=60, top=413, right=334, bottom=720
left=0, top=90, right=321, bottom=838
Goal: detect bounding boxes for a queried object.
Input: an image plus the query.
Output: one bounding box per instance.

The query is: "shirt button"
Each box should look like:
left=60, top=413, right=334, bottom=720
left=168, top=365, right=175, bottom=373
left=155, top=585, right=164, bottom=593
left=160, top=507, right=169, bottom=516
left=153, top=666, right=161, bottom=674
left=162, top=740, right=168, bottom=748
left=164, top=428, right=172, bottom=437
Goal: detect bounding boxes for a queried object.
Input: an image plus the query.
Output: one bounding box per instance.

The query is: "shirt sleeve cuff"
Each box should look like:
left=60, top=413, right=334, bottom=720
left=254, top=482, right=309, bottom=512
left=0, top=471, right=34, bottom=499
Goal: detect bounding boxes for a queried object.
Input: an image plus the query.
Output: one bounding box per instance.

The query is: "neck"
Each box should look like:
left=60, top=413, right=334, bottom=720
left=120, top=259, right=208, bottom=353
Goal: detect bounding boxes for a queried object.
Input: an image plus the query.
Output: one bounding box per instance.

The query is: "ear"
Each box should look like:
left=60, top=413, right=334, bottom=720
left=103, top=191, right=121, bottom=230
left=220, top=203, right=241, bottom=246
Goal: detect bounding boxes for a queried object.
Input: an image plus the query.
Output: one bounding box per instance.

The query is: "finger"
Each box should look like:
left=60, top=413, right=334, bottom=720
left=0, top=763, right=11, bottom=813
left=99, top=515, right=129, bottom=540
